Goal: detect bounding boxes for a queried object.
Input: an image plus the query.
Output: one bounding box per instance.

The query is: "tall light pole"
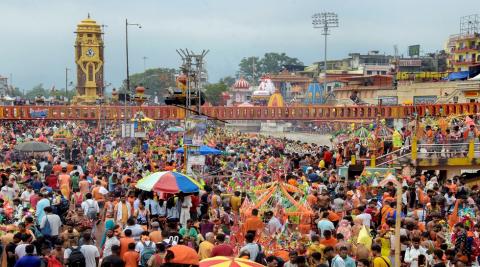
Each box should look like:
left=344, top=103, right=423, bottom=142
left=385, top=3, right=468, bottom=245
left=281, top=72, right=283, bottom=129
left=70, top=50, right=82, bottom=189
left=312, top=12, right=338, bottom=103
left=124, top=18, right=141, bottom=129
left=142, top=56, right=148, bottom=84
left=65, top=68, right=70, bottom=104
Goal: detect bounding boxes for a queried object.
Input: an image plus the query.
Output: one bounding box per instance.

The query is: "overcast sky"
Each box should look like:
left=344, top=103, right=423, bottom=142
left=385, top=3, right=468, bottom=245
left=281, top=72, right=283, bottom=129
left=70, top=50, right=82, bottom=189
left=0, top=0, right=476, bottom=91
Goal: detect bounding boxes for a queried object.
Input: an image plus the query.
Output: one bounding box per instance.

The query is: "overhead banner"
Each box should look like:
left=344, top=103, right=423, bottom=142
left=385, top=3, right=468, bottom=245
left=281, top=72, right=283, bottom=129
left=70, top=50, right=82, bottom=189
left=413, top=96, right=437, bottom=105
left=184, top=115, right=207, bottom=146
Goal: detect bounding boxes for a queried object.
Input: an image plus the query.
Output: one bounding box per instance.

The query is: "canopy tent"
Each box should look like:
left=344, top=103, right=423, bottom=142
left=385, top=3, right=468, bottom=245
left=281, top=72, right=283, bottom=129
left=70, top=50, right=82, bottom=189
left=175, top=145, right=222, bottom=155
left=448, top=71, right=469, bottom=81
left=15, top=141, right=51, bottom=152
left=469, top=73, right=480, bottom=81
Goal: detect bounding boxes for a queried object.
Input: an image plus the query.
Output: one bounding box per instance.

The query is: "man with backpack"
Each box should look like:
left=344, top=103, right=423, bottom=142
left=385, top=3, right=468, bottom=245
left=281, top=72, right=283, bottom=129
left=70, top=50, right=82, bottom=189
left=101, top=245, right=124, bottom=267
left=81, top=193, right=100, bottom=221
left=239, top=232, right=265, bottom=263
left=135, top=231, right=155, bottom=267
left=39, top=206, right=62, bottom=243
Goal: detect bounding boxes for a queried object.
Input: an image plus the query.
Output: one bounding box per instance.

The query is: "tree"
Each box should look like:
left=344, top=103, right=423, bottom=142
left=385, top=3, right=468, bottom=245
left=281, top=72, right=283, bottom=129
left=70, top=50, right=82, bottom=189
left=238, top=56, right=260, bottom=83
left=219, top=76, right=236, bottom=87
left=121, top=68, right=177, bottom=102
left=204, top=81, right=228, bottom=105
left=238, top=53, right=303, bottom=83
left=25, top=84, right=49, bottom=99
left=259, top=52, right=303, bottom=74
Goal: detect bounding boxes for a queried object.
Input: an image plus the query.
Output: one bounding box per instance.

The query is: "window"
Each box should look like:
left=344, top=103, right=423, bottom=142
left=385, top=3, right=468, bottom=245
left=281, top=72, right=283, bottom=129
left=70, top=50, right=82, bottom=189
left=381, top=71, right=387, bottom=75
left=367, top=70, right=373, bottom=75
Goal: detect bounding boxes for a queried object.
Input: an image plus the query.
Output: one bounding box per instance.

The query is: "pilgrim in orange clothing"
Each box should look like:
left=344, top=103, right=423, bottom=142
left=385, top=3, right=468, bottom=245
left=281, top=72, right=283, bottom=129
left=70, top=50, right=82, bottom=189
left=243, top=209, right=264, bottom=234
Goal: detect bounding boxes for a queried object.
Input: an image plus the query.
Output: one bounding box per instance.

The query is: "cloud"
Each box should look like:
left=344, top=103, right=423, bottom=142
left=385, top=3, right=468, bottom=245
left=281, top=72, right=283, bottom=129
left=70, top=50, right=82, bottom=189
left=0, top=0, right=477, bottom=90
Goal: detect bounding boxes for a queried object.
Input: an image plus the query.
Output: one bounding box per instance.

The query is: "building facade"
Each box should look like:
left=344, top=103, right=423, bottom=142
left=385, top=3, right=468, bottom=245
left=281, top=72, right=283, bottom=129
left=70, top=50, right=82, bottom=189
left=447, top=33, right=480, bottom=72
left=0, top=76, right=8, bottom=96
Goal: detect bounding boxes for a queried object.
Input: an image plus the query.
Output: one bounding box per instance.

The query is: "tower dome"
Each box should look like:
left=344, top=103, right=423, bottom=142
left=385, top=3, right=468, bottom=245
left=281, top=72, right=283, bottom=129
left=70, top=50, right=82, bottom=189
left=233, top=78, right=250, bottom=90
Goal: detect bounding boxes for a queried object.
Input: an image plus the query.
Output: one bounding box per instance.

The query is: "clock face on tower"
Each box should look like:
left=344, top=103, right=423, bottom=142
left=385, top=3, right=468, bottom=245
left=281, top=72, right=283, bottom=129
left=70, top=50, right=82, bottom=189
left=86, top=48, right=95, bottom=57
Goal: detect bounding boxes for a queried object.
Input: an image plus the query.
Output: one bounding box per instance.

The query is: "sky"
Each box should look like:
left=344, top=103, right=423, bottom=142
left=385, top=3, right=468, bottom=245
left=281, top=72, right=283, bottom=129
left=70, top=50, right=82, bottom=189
left=0, top=0, right=477, bottom=91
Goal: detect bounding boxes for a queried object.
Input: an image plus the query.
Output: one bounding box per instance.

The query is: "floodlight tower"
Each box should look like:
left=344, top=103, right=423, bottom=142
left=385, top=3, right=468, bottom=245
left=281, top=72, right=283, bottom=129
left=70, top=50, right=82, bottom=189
left=312, top=12, right=338, bottom=102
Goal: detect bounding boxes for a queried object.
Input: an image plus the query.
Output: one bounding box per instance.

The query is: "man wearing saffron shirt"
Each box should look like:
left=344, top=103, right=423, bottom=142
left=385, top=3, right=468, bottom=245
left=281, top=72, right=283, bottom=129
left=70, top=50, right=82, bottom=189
left=323, top=148, right=332, bottom=169
left=243, top=209, right=264, bottom=234
left=211, top=233, right=234, bottom=257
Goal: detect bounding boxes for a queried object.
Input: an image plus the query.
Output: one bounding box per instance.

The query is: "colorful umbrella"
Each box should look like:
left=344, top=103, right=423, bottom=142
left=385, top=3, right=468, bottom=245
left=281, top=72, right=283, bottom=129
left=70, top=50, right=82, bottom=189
left=200, top=256, right=265, bottom=267
left=135, top=171, right=202, bottom=193
left=168, top=245, right=199, bottom=265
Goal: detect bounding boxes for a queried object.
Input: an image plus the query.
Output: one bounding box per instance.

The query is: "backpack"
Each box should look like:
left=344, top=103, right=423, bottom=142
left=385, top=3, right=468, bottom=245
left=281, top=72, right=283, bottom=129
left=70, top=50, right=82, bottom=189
left=255, top=244, right=266, bottom=265
left=68, top=247, right=86, bottom=267
left=86, top=200, right=97, bottom=220
left=140, top=241, right=155, bottom=267
left=41, top=215, right=52, bottom=236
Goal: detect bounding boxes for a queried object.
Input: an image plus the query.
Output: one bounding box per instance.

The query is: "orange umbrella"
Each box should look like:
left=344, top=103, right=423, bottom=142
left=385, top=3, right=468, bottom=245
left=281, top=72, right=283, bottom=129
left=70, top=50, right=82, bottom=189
left=168, top=245, right=199, bottom=265
left=200, top=256, right=265, bottom=267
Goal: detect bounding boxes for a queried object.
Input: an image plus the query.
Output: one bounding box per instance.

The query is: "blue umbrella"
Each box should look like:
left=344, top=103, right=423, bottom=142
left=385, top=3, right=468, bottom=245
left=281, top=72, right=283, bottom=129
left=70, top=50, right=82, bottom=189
left=175, top=145, right=222, bottom=155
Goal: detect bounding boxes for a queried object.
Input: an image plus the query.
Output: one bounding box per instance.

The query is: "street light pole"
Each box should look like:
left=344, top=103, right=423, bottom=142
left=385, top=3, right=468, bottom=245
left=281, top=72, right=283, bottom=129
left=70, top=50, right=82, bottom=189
left=65, top=67, right=70, bottom=104
left=124, top=18, right=141, bottom=134
left=312, top=12, right=338, bottom=103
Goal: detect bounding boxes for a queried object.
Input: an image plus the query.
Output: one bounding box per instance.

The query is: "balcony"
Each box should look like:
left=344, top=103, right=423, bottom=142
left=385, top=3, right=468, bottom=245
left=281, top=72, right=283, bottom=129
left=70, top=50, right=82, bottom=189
left=453, top=46, right=480, bottom=53
left=451, top=59, right=478, bottom=65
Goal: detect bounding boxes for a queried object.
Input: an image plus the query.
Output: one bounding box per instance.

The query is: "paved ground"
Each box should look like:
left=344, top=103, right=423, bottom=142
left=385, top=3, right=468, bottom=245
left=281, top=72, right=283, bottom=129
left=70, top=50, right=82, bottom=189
left=259, top=131, right=332, bottom=146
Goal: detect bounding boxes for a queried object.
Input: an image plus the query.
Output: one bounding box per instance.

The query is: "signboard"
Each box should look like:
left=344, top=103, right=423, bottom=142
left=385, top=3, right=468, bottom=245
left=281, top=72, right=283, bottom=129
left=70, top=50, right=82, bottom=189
left=121, top=123, right=134, bottom=138
left=184, top=115, right=207, bottom=146
left=464, top=91, right=480, bottom=97
left=408, top=45, right=420, bottom=57
left=398, top=59, right=422, bottom=67
left=30, top=109, right=48, bottom=119
left=188, top=155, right=206, bottom=166
left=413, top=96, right=437, bottom=105
left=378, top=96, right=398, bottom=105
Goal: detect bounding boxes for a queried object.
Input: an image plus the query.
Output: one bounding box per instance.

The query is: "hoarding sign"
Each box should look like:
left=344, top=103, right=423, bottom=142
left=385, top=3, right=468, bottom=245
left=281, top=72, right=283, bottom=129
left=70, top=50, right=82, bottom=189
left=184, top=115, right=207, bottom=146
left=30, top=109, right=48, bottom=119
left=408, top=45, right=420, bottom=57
left=399, top=59, right=422, bottom=67
left=378, top=96, right=398, bottom=105
left=413, top=96, right=437, bottom=105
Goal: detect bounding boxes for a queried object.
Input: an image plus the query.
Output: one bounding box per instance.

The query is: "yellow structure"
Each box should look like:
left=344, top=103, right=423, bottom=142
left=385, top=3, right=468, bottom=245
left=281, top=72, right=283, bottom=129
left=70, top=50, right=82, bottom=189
left=447, top=33, right=480, bottom=72
left=267, top=89, right=285, bottom=107
left=73, top=15, right=104, bottom=104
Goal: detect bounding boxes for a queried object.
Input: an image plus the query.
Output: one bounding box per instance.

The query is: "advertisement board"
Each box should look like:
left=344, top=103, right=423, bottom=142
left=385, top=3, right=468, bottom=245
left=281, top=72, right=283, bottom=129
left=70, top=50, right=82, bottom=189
left=184, top=115, right=207, bottom=146
left=413, top=96, right=437, bottom=105
left=378, top=96, right=398, bottom=106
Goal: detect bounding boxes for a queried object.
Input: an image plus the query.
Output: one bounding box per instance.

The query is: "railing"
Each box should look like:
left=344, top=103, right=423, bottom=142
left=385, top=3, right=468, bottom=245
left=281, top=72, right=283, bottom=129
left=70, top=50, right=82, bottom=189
left=1, top=103, right=480, bottom=121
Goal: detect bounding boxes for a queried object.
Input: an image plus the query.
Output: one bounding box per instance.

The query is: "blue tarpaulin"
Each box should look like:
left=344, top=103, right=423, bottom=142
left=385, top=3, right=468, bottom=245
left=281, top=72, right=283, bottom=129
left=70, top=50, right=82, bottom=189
left=175, top=145, right=222, bottom=155
left=448, top=71, right=469, bottom=81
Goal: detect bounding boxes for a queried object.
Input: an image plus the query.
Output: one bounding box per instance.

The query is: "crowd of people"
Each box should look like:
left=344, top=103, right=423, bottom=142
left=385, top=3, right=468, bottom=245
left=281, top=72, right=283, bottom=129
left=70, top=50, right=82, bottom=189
left=0, top=119, right=479, bottom=267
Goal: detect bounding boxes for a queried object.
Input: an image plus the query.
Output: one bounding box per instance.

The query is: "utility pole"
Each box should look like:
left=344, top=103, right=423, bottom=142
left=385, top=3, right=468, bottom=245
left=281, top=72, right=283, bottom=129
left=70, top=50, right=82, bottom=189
left=65, top=68, right=69, bottom=104
left=142, top=56, right=148, bottom=84
left=312, top=12, right=338, bottom=103
left=124, top=18, right=141, bottom=135
left=101, top=24, right=108, bottom=98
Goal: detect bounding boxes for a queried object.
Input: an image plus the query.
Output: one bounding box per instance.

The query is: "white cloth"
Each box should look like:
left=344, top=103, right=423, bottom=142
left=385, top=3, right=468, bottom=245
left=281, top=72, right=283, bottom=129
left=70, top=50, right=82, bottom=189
left=81, top=199, right=100, bottom=216
left=267, top=217, right=282, bottom=234
left=1, top=186, right=15, bottom=200
left=15, top=243, right=37, bottom=258
left=404, top=246, right=429, bottom=267
left=103, top=236, right=120, bottom=257
left=65, top=245, right=100, bottom=267
left=20, top=190, right=32, bottom=207
left=40, top=214, right=62, bottom=236
left=115, top=201, right=131, bottom=223
left=180, top=196, right=192, bottom=226
left=331, top=255, right=346, bottom=267
left=356, top=213, right=372, bottom=229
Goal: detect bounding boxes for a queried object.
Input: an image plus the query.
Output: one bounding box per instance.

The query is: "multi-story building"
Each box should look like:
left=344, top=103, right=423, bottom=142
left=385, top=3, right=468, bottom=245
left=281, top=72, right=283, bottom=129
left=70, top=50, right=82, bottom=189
left=0, top=76, right=8, bottom=96
left=447, top=33, right=480, bottom=72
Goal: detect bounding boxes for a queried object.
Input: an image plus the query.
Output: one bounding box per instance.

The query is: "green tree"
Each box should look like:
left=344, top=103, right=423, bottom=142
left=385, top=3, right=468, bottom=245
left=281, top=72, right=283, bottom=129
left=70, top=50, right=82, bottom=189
left=25, top=84, right=49, bottom=99
left=204, top=81, right=228, bottom=105
left=122, top=68, right=177, bottom=102
left=259, top=52, right=303, bottom=74
left=219, top=76, right=236, bottom=87
left=238, top=56, right=260, bottom=83
left=238, top=53, right=303, bottom=82
left=8, top=87, right=23, bottom=97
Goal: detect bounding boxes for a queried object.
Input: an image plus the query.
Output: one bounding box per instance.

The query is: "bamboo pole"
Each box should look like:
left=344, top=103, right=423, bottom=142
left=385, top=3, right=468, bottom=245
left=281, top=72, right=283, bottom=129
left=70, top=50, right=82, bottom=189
left=394, top=182, right=402, bottom=267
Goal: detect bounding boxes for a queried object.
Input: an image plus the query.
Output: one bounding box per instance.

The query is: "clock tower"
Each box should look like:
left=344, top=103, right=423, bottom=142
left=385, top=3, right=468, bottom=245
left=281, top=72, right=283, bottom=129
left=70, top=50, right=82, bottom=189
left=73, top=15, right=104, bottom=104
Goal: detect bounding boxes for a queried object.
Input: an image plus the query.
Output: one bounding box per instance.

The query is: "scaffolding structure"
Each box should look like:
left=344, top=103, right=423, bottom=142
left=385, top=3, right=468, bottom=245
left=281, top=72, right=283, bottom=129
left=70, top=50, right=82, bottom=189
left=460, top=14, right=480, bottom=36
